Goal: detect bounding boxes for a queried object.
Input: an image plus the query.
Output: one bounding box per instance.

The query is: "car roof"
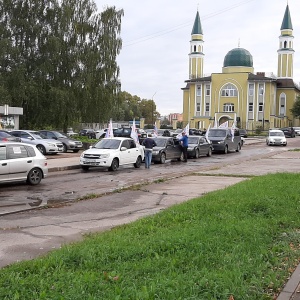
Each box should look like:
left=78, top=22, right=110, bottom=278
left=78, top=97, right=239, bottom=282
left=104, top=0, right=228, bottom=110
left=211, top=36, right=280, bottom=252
left=102, top=137, right=135, bottom=141
left=269, top=129, right=283, bottom=132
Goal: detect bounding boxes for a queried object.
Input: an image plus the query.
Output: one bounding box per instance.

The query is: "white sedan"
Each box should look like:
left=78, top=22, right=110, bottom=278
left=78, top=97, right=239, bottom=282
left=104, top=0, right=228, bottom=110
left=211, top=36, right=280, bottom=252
left=80, top=137, right=144, bottom=171
left=266, top=129, right=287, bottom=146
left=0, top=142, right=48, bottom=185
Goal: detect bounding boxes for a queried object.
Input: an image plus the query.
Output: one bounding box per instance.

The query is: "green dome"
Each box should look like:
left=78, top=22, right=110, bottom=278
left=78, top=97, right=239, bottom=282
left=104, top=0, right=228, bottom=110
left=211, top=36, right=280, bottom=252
left=223, top=48, right=253, bottom=68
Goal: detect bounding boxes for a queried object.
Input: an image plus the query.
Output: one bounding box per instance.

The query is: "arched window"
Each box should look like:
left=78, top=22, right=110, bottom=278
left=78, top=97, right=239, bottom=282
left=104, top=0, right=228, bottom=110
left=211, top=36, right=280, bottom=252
left=223, top=103, right=234, bottom=112
left=193, top=45, right=196, bottom=52
left=221, top=84, right=238, bottom=97
left=284, top=41, right=287, bottom=48
left=279, top=93, right=286, bottom=116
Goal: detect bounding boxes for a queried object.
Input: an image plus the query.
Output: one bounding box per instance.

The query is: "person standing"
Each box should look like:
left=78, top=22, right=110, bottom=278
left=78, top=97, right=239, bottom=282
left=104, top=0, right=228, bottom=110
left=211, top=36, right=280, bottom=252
left=142, top=134, right=157, bottom=169
left=179, top=131, right=188, bottom=162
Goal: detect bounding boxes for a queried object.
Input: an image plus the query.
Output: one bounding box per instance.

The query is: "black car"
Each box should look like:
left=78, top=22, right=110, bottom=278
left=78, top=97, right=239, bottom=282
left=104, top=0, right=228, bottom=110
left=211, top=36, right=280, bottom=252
left=0, top=130, right=21, bottom=142
left=152, top=137, right=183, bottom=163
left=280, top=127, right=296, bottom=138
left=39, top=130, right=83, bottom=153
left=79, top=129, right=96, bottom=139
left=187, top=136, right=213, bottom=158
left=239, top=129, right=248, bottom=138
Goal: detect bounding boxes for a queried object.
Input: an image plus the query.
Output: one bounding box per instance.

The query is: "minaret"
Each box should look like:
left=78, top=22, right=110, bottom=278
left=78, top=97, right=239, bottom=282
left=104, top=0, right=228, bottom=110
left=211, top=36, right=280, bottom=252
left=277, top=4, right=294, bottom=78
left=189, top=11, right=204, bottom=79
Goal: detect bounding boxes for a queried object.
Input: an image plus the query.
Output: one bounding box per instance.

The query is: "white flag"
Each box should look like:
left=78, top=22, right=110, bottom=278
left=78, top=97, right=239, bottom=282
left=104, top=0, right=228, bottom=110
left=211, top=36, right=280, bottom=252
left=153, top=121, right=158, bottom=137
left=130, top=119, right=139, bottom=144
left=205, top=124, right=211, bottom=143
left=177, top=123, right=189, bottom=139
left=219, top=121, right=229, bottom=128
left=105, top=119, right=114, bottom=138
left=231, top=123, right=236, bottom=142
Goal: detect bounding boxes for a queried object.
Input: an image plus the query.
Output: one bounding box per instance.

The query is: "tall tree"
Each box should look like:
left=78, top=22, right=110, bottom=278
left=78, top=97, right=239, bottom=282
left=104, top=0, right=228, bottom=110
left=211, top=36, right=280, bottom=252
left=291, top=96, right=300, bottom=118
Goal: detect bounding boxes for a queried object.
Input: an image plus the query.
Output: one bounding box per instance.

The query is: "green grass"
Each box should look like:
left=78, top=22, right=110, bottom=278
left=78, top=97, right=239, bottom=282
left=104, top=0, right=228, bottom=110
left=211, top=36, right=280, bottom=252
left=1, top=173, right=300, bottom=299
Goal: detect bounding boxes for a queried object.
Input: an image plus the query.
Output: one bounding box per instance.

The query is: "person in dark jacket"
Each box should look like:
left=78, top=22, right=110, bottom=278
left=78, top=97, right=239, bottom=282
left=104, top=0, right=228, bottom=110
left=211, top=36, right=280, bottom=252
left=179, top=131, right=188, bottom=162
left=142, top=134, right=157, bottom=169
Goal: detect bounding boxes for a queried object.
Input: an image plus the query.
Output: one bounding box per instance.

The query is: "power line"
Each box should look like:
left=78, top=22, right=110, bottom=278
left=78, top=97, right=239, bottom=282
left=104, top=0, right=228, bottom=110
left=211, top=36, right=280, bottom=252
left=123, top=0, right=256, bottom=47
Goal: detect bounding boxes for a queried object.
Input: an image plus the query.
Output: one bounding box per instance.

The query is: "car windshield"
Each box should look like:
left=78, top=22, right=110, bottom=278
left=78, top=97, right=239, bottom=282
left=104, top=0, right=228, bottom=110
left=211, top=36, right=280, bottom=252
left=208, top=129, right=226, bottom=137
left=94, top=139, right=121, bottom=149
left=153, top=138, right=167, bottom=147
left=56, top=132, right=68, bottom=138
left=0, top=131, right=11, bottom=138
left=270, top=132, right=284, bottom=137
left=188, top=137, right=200, bottom=144
left=30, top=132, right=47, bottom=139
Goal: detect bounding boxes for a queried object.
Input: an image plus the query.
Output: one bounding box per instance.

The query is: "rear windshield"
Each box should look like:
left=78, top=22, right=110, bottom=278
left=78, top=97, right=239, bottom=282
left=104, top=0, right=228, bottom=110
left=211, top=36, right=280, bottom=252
left=188, top=136, right=200, bottom=144
left=208, top=129, right=226, bottom=137
left=153, top=138, right=167, bottom=147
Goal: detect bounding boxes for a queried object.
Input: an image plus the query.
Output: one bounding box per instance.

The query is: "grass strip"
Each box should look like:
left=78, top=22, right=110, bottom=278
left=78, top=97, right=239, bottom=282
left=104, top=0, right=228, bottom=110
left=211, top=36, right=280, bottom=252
left=1, top=173, right=300, bottom=299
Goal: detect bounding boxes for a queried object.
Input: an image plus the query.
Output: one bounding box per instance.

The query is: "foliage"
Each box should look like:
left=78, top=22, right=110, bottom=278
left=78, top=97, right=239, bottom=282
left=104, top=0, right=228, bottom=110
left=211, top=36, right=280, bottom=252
left=291, top=95, right=300, bottom=118
left=255, top=125, right=263, bottom=135
left=0, top=0, right=123, bottom=131
left=1, top=173, right=300, bottom=299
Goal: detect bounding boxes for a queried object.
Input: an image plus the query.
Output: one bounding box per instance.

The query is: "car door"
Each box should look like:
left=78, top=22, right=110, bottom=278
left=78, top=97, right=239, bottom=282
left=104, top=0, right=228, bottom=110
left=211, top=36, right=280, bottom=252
left=119, top=139, right=132, bottom=165
left=199, top=137, right=208, bottom=156
left=165, top=138, right=179, bottom=159
left=128, top=139, right=140, bottom=163
left=0, top=145, right=9, bottom=181
left=6, top=144, right=31, bottom=181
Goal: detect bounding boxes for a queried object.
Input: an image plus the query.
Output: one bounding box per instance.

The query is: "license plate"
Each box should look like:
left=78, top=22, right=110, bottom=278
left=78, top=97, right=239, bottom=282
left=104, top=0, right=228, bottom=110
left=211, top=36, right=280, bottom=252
left=87, top=159, right=96, bottom=163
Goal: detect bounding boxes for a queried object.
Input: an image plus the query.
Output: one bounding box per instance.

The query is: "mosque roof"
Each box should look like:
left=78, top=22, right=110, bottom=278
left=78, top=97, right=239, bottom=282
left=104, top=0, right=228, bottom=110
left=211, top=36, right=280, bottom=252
left=191, top=11, right=203, bottom=35
left=281, top=5, right=293, bottom=30
left=223, top=48, right=253, bottom=68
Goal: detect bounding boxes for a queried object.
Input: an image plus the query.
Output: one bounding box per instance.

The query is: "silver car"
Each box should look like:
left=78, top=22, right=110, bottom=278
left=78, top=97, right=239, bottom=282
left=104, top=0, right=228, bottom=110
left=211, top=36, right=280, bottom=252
left=0, top=142, right=48, bottom=185
left=10, top=130, right=63, bottom=155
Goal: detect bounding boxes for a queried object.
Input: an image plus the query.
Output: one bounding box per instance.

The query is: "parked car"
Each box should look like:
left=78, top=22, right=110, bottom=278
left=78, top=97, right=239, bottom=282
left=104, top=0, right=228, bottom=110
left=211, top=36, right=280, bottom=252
left=187, top=136, right=213, bottom=158
left=189, top=128, right=203, bottom=136
left=39, top=130, right=83, bottom=153
left=66, top=129, right=78, bottom=137
left=266, top=129, right=287, bottom=146
left=80, top=137, right=144, bottom=171
left=239, top=129, right=248, bottom=138
left=79, top=129, right=96, bottom=139
left=152, top=137, right=183, bottom=163
left=0, top=130, right=21, bottom=142
left=280, top=127, right=296, bottom=138
left=0, top=142, right=48, bottom=185
left=10, top=130, right=63, bottom=155
left=207, top=128, right=242, bottom=154
left=293, top=127, right=300, bottom=136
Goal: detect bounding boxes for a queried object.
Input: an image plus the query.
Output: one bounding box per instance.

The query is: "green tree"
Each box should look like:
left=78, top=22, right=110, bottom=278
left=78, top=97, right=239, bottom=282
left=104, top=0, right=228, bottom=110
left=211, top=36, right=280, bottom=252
left=291, top=95, right=300, bottom=118
left=0, top=0, right=123, bottom=131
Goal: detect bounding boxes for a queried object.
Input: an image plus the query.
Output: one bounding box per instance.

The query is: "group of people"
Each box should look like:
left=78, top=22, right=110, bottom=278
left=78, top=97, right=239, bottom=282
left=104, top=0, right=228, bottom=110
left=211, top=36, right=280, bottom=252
left=141, top=132, right=188, bottom=169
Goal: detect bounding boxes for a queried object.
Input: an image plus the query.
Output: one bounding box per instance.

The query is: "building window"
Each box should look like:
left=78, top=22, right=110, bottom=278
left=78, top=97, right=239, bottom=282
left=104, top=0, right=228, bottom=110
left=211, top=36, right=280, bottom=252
left=248, top=102, right=253, bottom=112
left=205, top=103, right=210, bottom=112
left=279, top=93, right=286, bottom=116
left=221, top=84, right=238, bottom=97
left=205, top=84, right=210, bottom=96
left=223, top=103, right=234, bottom=112
left=249, top=83, right=254, bottom=96
left=258, top=102, right=263, bottom=112
left=197, top=85, right=201, bottom=96
left=194, top=45, right=196, bottom=52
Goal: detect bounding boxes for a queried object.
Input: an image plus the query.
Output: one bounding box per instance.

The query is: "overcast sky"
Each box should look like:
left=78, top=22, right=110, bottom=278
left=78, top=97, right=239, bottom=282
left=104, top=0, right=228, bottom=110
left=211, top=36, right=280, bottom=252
left=94, top=0, right=300, bottom=116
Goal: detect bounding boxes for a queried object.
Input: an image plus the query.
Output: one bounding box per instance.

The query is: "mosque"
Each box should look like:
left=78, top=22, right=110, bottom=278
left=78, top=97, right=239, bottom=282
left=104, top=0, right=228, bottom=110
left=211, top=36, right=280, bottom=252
left=181, top=4, right=300, bottom=131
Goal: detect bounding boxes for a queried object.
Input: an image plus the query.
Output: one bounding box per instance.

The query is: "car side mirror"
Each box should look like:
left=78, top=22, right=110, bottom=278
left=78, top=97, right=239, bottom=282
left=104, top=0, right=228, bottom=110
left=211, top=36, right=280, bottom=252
left=121, top=147, right=127, bottom=151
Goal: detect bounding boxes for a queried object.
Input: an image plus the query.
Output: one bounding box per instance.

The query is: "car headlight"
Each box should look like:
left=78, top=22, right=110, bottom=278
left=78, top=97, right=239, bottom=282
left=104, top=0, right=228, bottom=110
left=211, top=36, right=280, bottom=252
left=80, top=152, right=86, bottom=158
left=218, top=141, right=225, bottom=144
left=188, top=147, right=193, bottom=150
left=152, top=150, right=159, bottom=155
left=100, top=154, right=110, bottom=158
left=69, top=141, right=75, bottom=146
left=46, top=142, right=56, bottom=147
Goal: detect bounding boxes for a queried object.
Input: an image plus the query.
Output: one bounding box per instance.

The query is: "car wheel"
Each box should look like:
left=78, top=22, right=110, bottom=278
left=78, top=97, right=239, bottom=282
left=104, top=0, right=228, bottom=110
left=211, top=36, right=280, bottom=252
left=224, top=145, right=228, bottom=154
left=236, top=143, right=241, bottom=152
left=81, top=166, right=89, bottom=171
left=195, top=149, right=200, bottom=159
left=134, top=156, right=142, bottom=168
left=62, top=144, right=67, bottom=153
left=27, top=168, right=42, bottom=185
left=283, top=144, right=287, bottom=147
left=160, top=152, right=166, bottom=164
left=207, top=147, right=212, bottom=157
left=73, top=149, right=79, bottom=153
left=36, top=145, right=46, bottom=155
left=109, top=158, right=119, bottom=171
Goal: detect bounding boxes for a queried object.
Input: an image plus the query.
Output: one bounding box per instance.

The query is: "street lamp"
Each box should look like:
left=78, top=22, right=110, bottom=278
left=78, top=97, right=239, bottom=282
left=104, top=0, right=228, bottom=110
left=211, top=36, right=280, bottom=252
left=152, top=92, right=157, bottom=126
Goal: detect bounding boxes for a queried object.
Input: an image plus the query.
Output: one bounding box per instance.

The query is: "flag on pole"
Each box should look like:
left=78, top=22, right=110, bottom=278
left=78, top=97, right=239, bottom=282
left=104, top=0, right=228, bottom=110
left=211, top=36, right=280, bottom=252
left=105, top=119, right=114, bottom=138
left=130, top=119, right=139, bottom=144
left=231, top=123, right=236, bottom=142
left=213, top=119, right=218, bottom=128
left=205, top=124, right=211, bottom=143
left=153, top=121, right=158, bottom=137
left=177, top=123, right=189, bottom=139
left=218, top=121, right=229, bottom=128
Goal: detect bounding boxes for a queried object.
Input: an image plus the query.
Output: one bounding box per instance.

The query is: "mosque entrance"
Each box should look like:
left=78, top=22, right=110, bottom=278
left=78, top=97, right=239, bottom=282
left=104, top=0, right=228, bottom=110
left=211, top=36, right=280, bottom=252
left=218, top=116, right=229, bottom=127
